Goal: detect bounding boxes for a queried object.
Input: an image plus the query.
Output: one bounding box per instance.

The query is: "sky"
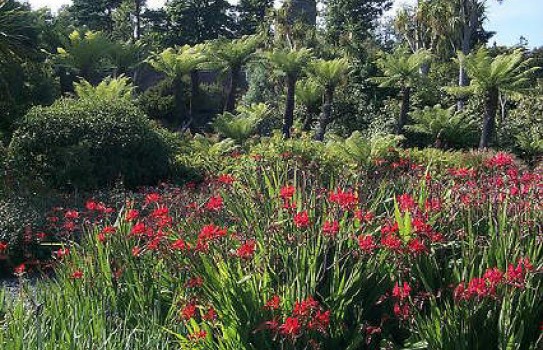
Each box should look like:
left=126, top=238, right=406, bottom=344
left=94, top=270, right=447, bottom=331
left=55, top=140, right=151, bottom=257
left=26, top=0, right=543, bottom=48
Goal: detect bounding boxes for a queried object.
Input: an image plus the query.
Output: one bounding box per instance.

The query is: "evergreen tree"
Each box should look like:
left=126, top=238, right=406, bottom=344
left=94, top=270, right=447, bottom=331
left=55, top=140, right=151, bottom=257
left=236, top=0, right=273, bottom=36
left=166, top=0, right=235, bottom=46
left=71, top=0, right=123, bottom=33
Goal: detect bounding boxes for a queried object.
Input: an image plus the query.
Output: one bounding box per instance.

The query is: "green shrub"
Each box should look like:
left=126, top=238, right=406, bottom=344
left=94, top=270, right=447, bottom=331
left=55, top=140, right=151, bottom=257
left=8, top=98, right=179, bottom=190
left=138, top=78, right=177, bottom=123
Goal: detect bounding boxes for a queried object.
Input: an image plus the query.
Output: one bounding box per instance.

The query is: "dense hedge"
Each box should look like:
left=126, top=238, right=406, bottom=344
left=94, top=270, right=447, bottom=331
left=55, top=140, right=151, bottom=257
left=8, top=98, right=179, bottom=190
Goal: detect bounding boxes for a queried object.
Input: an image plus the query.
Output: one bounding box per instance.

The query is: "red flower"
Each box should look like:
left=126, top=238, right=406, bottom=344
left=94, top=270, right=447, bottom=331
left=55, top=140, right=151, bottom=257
left=0, top=241, right=7, bottom=252
left=392, top=282, right=411, bottom=300
left=264, top=295, right=281, bottom=310
left=101, top=226, right=116, bottom=235
left=322, top=220, right=339, bottom=237
left=486, top=152, right=514, bottom=168
left=329, top=188, right=358, bottom=209
left=355, top=210, right=375, bottom=224
left=131, top=222, right=146, bottom=236
left=393, top=302, right=410, bottom=319
left=407, top=238, right=427, bottom=255
left=55, top=247, right=70, bottom=259
left=217, top=174, right=235, bottom=185
left=14, top=263, right=26, bottom=276
left=279, top=317, right=301, bottom=337
left=97, top=232, right=106, bottom=243
left=280, top=185, right=296, bottom=200
left=186, top=276, right=204, bottom=288
left=205, top=195, right=224, bottom=211
left=236, top=240, right=256, bottom=259
left=171, top=239, right=189, bottom=251
left=308, top=310, right=330, bottom=333
left=293, top=296, right=319, bottom=317
left=293, top=211, right=310, bottom=228
left=188, top=330, right=207, bottom=342
left=125, top=209, right=140, bottom=222
left=397, top=194, right=416, bottom=212
left=358, top=235, right=377, bottom=253
left=131, top=246, right=142, bottom=257
left=381, top=234, right=402, bottom=252
left=64, top=210, right=79, bottom=219
left=71, top=270, right=83, bottom=279
left=145, top=193, right=161, bottom=204
left=203, top=307, right=217, bottom=322
left=181, top=303, right=197, bottom=320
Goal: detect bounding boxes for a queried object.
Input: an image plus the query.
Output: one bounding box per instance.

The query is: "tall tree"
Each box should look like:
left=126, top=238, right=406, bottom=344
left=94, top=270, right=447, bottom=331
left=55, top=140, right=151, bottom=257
left=371, top=48, right=431, bottom=135
left=450, top=48, right=539, bottom=149
left=147, top=45, right=206, bottom=126
left=325, top=0, right=392, bottom=46
left=267, top=48, right=311, bottom=138
left=166, top=0, right=235, bottom=46
left=207, top=36, right=261, bottom=112
left=71, top=0, right=123, bottom=33
left=236, top=0, right=273, bottom=36
left=309, top=58, right=350, bottom=141
left=296, top=78, right=323, bottom=132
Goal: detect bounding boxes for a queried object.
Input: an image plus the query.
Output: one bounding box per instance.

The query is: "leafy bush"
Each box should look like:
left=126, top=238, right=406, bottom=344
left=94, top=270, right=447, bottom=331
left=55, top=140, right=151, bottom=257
left=406, top=105, right=478, bottom=149
left=138, top=77, right=177, bottom=123
left=73, top=75, right=134, bottom=101
left=8, top=98, right=179, bottom=190
left=212, top=103, right=269, bottom=143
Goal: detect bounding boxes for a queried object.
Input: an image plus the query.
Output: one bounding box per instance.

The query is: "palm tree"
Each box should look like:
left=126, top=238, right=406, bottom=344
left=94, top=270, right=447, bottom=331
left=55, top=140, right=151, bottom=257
left=309, top=58, right=350, bottom=141
left=266, top=47, right=311, bottom=138
left=450, top=48, right=539, bottom=149
left=207, top=35, right=261, bottom=113
left=371, top=48, right=431, bottom=135
left=147, top=44, right=206, bottom=126
left=296, top=78, right=323, bottom=132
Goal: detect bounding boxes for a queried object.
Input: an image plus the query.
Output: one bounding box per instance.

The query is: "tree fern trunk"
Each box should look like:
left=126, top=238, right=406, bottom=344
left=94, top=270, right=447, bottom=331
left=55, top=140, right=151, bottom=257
left=225, top=66, right=240, bottom=113
left=173, top=76, right=186, bottom=126
left=479, top=88, right=499, bottom=149
left=397, top=87, right=411, bottom=135
left=315, top=86, right=333, bottom=141
left=282, top=75, right=296, bottom=138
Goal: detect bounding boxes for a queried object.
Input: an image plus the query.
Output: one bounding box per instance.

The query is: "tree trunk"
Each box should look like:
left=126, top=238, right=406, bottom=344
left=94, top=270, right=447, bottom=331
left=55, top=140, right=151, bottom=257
left=134, top=0, right=142, bottom=40
left=225, top=66, right=240, bottom=113
left=479, top=87, right=499, bottom=149
left=315, top=86, right=334, bottom=141
left=397, top=87, right=411, bottom=135
left=173, top=76, right=186, bottom=125
left=302, top=105, right=318, bottom=132
left=282, top=75, right=296, bottom=138
left=457, top=0, right=476, bottom=111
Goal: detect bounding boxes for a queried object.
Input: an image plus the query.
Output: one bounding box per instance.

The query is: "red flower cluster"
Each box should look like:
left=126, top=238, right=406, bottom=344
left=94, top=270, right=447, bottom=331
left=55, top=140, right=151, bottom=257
left=329, top=188, right=358, bottom=209
left=293, top=211, right=310, bottom=229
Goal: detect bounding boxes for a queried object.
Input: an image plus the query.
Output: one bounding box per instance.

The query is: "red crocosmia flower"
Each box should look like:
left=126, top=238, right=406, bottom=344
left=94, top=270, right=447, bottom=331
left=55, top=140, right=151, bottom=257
left=407, top=238, right=427, bottom=255
left=453, top=283, right=466, bottom=301
left=397, top=194, right=416, bottom=211
left=329, top=188, right=358, bottom=209
left=55, top=247, right=70, bottom=259
left=293, top=211, right=310, bottom=228
left=14, top=263, right=26, bottom=276
left=393, top=302, right=410, bottom=320
left=217, top=174, right=235, bottom=185
left=131, top=246, right=142, bottom=257
left=35, top=232, right=46, bottom=241
left=63, top=221, right=76, bottom=232
left=381, top=222, right=399, bottom=235
left=506, top=258, right=533, bottom=286
left=85, top=200, right=98, bottom=211
left=125, top=209, right=139, bottom=222
left=145, top=193, right=161, bottom=204
left=322, top=220, right=339, bottom=237
left=308, top=310, right=331, bottom=334
left=151, top=206, right=169, bottom=219
left=392, top=282, right=411, bottom=300
left=171, top=239, right=189, bottom=251
left=355, top=210, right=375, bottom=224
left=101, top=226, right=116, bottom=235
left=131, top=222, right=146, bottom=236
left=264, top=295, right=281, bottom=310
left=381, top=234, right=402, bottom=252
left=483, top=267, right=504, bottom=286
left=280, top=185, right=296, bottom=200
left=0, top=241, right=7, bottom=252
left=279, top=317, right=301, bottom=337
left=358, top=235, right=377, bottom=253
left=64, top=210, right=79, bottom=219
left=186, top=276, right=204, bottom=288
left=237, top=240, right=256, bottom=259
left=97, top=232, right=106, bottom=243
left=205, top=195, right=224, bottom=211
left=188, top=330, right=207, bottom=342
left=293, top=296, right=319, bottom=317
left=181, top=303, right=197, bottom=320
left=203, top=307, right=217, bottom=322
left=71, top=270, right=83, bottom=279
left=486, top=152, right=514, bottom=168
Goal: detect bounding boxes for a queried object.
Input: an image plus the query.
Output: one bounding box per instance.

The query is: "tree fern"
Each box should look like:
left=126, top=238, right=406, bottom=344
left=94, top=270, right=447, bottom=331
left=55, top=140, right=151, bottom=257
left=73, top=75, right=134, bottom=102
